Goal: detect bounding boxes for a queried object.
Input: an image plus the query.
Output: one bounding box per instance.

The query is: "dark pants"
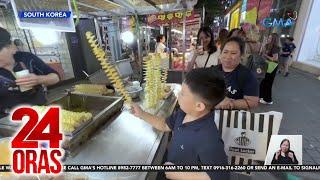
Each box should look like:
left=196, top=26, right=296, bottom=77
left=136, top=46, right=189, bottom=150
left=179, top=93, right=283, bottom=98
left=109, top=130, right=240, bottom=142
left=260, top=66, right=278, bottom=102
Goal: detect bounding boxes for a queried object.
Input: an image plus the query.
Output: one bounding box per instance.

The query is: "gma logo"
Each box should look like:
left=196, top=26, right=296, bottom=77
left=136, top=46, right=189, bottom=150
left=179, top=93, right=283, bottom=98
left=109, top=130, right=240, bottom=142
left=261, top=18, right=295, bottom=28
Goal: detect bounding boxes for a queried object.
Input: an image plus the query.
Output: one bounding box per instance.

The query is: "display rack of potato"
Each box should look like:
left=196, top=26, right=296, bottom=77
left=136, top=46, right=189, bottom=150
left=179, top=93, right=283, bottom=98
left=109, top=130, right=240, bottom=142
left=86, top=31, right=132, bottom=104
left=143, top=53, right=173, bottom=109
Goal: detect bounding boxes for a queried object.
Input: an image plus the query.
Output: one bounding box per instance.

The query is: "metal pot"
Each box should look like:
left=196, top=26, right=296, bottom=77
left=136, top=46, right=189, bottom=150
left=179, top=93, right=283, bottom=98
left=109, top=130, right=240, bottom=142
left=125, top=86, right=143, bottom=99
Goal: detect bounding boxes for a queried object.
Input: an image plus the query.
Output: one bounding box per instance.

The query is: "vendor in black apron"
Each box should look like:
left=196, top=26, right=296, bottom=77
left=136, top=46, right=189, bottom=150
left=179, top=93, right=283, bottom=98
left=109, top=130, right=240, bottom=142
left=0, top=27, right=60, bottom=118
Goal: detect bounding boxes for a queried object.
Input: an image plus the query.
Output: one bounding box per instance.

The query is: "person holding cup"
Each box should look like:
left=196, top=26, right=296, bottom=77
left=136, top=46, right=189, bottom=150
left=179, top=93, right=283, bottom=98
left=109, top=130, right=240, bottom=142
left=187, top=27, right=219, bottom=71
left=0, top=27, right=60, bottom=118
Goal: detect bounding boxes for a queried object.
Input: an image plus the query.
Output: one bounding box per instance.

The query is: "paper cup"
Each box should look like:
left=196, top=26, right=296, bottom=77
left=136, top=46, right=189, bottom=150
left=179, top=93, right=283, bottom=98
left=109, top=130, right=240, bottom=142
left=15, top=70, right=32, bottom=92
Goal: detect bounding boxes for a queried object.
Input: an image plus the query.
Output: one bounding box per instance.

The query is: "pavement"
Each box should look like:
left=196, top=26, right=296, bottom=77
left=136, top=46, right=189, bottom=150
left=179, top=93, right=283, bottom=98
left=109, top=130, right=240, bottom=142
left=232, top=68, right=320, bottom=180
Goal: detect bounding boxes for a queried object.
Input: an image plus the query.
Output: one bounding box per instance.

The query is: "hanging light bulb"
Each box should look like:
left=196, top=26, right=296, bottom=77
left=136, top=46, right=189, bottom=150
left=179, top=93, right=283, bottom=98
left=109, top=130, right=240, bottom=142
left=31, top=28, right=59, bottom=45
left=120, top=31, right=134, bottom=44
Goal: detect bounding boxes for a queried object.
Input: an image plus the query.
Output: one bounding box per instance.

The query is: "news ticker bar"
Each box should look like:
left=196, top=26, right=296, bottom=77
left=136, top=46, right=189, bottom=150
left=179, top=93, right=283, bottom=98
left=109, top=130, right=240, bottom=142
left=1, top=165, right=320, bottom=172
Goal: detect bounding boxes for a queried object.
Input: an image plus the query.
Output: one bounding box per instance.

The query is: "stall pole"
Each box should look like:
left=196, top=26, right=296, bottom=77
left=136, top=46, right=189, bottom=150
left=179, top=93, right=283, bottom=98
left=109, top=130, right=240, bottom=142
left=22, top=29, right=32, bottom=53
left=168, top=23, right=172, bottom=69
left=27, top=30, right=37, bottom=55
left=147, top=28, right=150, bottom=53
left=182, top=9, right=187, bottom=80
left=94, top=18, right=103, bottom=46
left=135, top=13, right=143, bottom=83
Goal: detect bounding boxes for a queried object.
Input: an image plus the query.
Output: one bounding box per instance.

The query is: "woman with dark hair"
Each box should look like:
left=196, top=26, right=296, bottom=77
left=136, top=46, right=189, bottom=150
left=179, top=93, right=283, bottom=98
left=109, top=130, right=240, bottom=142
left=259, top=33, right=281, bottom=105
left=155, top=34, right=166, bottom=53
left=271, top=139, right=298, bottom=164
left=187, top=27, right=219, bottom=70
left=215, top=29, right=229, bottom=50
left=213, top=37, right=259, bottom=110
left=227, top=28, right=241, bottom=38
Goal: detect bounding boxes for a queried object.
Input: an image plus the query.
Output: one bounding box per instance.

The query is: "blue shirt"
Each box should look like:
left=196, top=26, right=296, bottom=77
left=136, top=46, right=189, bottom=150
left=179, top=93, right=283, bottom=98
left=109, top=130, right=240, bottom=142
left=166, top=108, right=230, bottom=180
left=0, top=52, right=58, bottom=118
left=222, top=65, right=259, bottom=100
left=281, top=42, right=296, bottom=57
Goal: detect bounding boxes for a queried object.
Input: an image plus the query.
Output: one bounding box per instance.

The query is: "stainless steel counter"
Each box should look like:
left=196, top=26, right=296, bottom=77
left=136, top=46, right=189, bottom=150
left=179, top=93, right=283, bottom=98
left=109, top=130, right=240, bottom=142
left=0, top=84, right=181, bottom=180
left=64, top=84, right=181, bottom=180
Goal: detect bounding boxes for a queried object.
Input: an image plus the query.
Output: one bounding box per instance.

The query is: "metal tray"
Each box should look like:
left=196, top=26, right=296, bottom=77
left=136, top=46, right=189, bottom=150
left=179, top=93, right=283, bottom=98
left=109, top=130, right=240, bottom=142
left=48, top=92, right=124, bottom=154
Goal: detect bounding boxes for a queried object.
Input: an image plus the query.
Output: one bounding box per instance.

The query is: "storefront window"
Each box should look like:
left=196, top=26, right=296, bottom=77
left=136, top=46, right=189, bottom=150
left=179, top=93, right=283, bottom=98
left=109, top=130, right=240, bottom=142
left=271, top=0, right=302, bottom=37
left=171, top=15, right=201, bottom=71
left=297, top=0, right=320, bottom=67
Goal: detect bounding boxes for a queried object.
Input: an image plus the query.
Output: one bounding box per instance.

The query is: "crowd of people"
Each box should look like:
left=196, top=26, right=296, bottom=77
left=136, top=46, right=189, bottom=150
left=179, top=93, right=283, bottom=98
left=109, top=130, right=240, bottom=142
left=130, top=26, right=296, bottom=179
left=154, top=25, right=296, bottom=109
left=186, top=26, right=296, bottom=108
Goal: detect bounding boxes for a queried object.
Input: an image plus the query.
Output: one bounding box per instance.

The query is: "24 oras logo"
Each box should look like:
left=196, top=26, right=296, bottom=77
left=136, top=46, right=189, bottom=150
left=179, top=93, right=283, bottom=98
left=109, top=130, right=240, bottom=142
left=10, top=106, right=63, bottom=175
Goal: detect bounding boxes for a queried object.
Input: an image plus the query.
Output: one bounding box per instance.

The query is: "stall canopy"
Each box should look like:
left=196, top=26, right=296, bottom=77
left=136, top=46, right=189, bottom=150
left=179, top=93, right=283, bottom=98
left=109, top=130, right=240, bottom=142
left=77, top=0, right=125, bottom=16
left=0, top=0, right=198, bottom=19
left=76, top=0, right=198, bottom=16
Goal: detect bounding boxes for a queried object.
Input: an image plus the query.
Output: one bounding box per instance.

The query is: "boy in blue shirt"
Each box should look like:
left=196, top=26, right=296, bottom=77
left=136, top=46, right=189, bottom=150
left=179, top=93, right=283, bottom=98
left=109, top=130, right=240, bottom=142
left=131, top=68, right=229, bottom=180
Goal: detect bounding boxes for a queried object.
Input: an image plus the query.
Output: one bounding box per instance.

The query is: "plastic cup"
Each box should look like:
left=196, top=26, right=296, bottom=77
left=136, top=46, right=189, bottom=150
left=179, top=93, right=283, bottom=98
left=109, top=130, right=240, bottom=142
left=197, top=45, right=204, bottom=55
left=15, top=69, right=32, bottom=92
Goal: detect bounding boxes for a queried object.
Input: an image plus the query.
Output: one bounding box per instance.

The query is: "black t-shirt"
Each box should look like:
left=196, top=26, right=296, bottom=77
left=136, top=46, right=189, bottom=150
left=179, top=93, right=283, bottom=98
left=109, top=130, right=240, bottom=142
left=213, top=64, right=259, bottom=100
left=271, top=150, right=298, bottom=164
left=281, top=42, right=296, bottom=57
left=0, top=52, right=58, bottom=118
left=266, top=46, right=280, bottom=57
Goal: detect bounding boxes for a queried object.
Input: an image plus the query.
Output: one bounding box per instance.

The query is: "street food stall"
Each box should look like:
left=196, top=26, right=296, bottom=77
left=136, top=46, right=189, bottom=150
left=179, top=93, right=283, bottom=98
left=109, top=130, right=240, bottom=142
left=0, top=0, right=197, bottom=179
left=145, top=6, right=201, bottom=83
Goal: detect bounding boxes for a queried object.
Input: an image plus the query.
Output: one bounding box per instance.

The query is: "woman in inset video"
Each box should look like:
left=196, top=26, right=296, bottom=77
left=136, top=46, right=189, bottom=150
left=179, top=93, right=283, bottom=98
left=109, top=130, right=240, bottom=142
left=271, top=139, right=299, bottom=164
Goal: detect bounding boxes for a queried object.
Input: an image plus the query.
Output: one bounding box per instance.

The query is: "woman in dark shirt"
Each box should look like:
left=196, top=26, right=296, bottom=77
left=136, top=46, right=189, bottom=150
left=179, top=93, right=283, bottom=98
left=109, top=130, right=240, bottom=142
left=259, top=33, right=280, bottom=105
left=213, top=37, right=259, bottom=110
left=271, top=139, right=299, bottom=164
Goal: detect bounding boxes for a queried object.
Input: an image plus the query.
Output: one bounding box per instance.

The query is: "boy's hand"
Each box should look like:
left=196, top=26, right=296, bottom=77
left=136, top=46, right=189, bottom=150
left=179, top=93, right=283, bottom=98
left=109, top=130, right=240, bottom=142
left=164, top=162, right=210, bottom=180
left=164, top=162, right=174, bottom=165
left=164, top=162, right=183, bottom=180
left=165, top=172, right=185, bottom=180
left=130, top=103, right=144, bottom=118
